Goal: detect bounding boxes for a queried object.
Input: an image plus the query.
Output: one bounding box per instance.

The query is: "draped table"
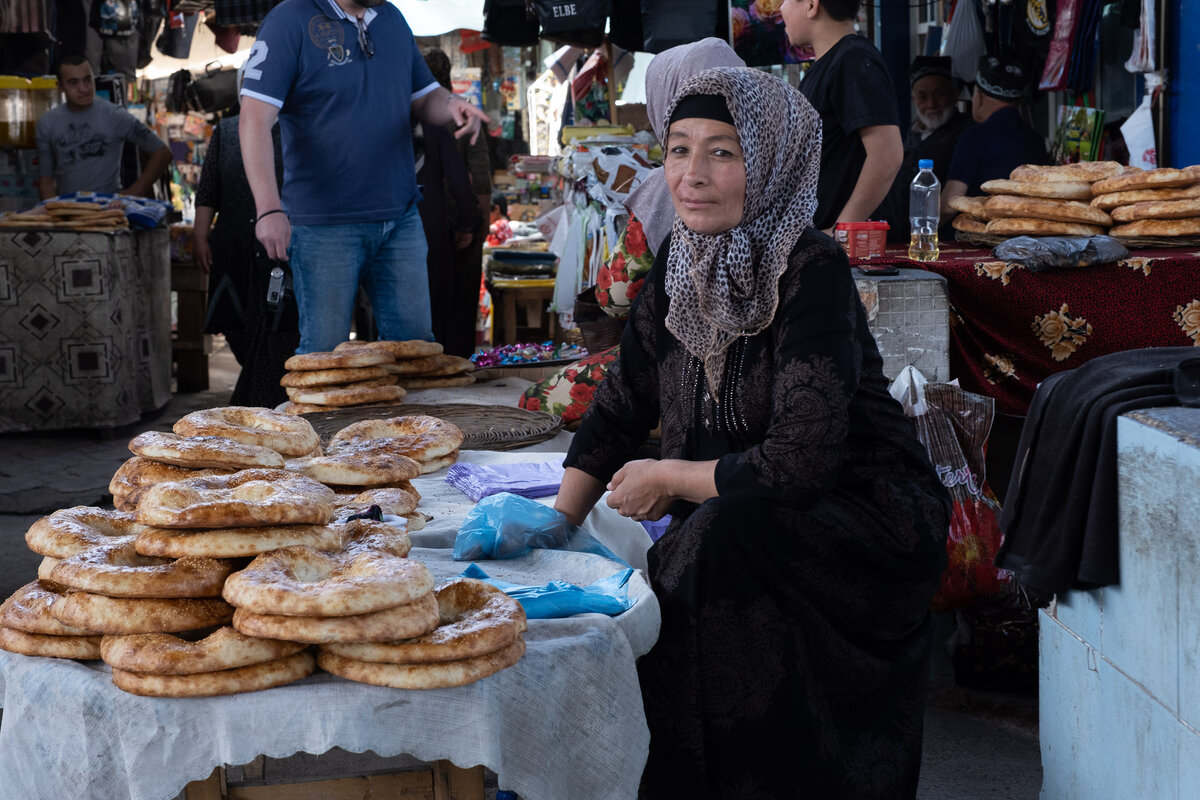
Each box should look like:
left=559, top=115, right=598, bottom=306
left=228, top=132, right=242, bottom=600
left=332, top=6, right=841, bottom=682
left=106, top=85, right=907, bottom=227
left=0, top=450, right=660, bottom=800
left=852, top=241, right=1200, bottom=415
left=0, top=227, right=171, bottom=432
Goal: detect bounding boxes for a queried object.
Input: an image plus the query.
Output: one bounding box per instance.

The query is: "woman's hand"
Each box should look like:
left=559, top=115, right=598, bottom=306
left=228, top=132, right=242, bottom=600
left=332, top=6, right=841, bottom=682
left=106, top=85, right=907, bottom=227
left=606, top=459, right=674, bottom=522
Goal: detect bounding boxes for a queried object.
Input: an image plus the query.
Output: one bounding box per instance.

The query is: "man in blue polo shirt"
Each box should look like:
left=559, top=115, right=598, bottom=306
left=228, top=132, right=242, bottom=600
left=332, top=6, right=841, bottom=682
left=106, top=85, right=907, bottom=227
left=238, top=0, right=490, bottom=354
left=940, top=54, right=1048, bottom=218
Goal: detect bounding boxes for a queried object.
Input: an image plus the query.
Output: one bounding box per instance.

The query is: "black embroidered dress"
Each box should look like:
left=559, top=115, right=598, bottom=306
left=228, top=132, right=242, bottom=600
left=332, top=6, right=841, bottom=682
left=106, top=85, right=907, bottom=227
left=565, top=231, right=950, bottom=799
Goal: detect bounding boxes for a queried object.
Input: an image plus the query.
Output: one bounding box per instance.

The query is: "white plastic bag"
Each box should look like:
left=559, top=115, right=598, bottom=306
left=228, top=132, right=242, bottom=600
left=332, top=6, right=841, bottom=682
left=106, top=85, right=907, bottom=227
left=942, top=0, right=986, bottom=85
left=1121, top=74, right=1160, bottom=169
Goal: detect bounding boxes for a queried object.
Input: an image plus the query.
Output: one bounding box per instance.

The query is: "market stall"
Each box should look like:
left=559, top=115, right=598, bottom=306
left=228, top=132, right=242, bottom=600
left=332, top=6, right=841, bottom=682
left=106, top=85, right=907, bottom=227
left=850, top=240, right=1200, bottom=416
left=0, top=442, right=659, bottom=800
left=0, top=226, right=171, bottom=433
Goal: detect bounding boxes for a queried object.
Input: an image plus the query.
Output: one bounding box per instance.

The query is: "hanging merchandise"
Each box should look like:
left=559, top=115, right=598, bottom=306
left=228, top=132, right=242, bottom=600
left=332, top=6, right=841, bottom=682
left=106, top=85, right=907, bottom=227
left=1121, top=72, right=1162, bottom=169
left=212, top=0, right=283, bottom=27
left=533, top=0, right=611, bottom=48
left=1039, top=0, right=1083, bottom=90
left=482, top=0, right=540, bottom=47
left=1064, top=0, right=1105, bottom=93
left=572, top=51, right=610, bottom=124
left=1009, top=0, right=1054, bottom=86
left=189, top=61, right=240, bottom=114
left=1123, top=0, right=1156, bottom=73
left=156, top=8, right=198, bottom=59
left=942, top=0, right=987, bottom=85
left=608, top=0, right=644, bottom=54
left=641, top=0, right=720, bottom=54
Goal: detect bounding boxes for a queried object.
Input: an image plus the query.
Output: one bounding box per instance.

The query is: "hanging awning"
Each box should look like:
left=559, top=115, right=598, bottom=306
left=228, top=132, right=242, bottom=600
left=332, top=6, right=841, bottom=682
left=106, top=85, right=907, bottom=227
left=391, top=0, right=484, bottom=36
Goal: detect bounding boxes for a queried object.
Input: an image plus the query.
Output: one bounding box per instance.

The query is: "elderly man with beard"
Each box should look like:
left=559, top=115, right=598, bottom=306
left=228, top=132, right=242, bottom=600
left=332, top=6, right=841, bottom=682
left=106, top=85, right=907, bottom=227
left=884, top=56, right=974, bottom=242
left=238, top=0, right=490, bottom=354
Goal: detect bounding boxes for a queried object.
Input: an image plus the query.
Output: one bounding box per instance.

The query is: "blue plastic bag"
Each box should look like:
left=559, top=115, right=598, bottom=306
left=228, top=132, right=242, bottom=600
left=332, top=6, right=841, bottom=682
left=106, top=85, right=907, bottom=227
left=453, top=492, right=627, bottom=565
left=461, top=563, right=634, bottom=618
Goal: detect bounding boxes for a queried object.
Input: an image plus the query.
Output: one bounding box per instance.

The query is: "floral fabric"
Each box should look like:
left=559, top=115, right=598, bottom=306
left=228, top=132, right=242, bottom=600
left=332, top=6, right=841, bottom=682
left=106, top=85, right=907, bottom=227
left=895, top=241, right=1200, bottom=416
left=594, top=216, right=654, bottom=320
left=519, top=347, right=621, bottom=427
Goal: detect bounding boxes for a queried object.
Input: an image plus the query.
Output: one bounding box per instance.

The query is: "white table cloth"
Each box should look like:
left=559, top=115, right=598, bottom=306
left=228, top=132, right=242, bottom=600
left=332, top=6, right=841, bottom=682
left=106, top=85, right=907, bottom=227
left=0, top=449, right=661, bottom=800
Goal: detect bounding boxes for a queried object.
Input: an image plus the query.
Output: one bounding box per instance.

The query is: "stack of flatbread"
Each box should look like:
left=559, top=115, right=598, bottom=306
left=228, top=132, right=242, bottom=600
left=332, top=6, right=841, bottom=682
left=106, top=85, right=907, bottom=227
left=951, top=161, right=1141, bottom=239
left=0, top=199, right=130, bottom=232
left=1091, top=165, right=1200, bottom=240
left=335, top=340, right=476, bottom=391
left=280, top=345, right=407, bottom=414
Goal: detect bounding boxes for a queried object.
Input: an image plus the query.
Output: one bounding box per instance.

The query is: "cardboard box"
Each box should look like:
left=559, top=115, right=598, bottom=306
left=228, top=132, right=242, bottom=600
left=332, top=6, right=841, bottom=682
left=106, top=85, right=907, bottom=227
left=182, top=759, right=484, bottom=800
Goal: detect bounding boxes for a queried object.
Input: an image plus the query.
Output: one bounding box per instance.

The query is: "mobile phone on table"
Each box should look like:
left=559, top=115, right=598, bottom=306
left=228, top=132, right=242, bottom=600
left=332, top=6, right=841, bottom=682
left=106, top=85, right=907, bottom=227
left=857, top=264, right=899, bottom=276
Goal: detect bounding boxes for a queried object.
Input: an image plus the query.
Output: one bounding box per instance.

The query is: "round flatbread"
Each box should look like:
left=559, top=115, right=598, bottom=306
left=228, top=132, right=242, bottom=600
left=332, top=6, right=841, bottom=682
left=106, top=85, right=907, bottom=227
left=1109, top=217, right=1200, bottom=237
left=135, top=522, right=345, bottom=559
left=983, top=195, right=1112, bottom=226
left=985, top=218, right=1106, bottom=237
left=135, top=469, right=335, bottom=529
left=0, top=625, right=103, bottom=659
left=284, top=348, right=394, bottom=371
left=279, top=366, right=391, bottom=387
left=952, top=215, right=988, bottom=233
left=287, top=384, right=407, bottom=407
left=980, top=179, right=1093, bottom=201
left=128, top=431, right=285, bottom=470
left=1091, top=166, right=1200, bottom=195
left=317, top=637, right=525, bottom=689
left=1090, top=183, right=1200, bottom=210
left=232, top=591, right=439, bottom=644
left=1109, top=198, right=1200, bottom=223
left=100, top=626, right=307, bottom=674
left=338, top=339, right=443, bottom=359
left=947, top=195, right=989, bottom=219
left=1009, top=161, right=1130, bottom=183
left=111, top=650, right=315, bottom=697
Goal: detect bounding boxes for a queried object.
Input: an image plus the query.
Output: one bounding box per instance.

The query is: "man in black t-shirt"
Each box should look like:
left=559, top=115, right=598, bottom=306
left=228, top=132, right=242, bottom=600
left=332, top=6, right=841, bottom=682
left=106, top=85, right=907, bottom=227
left=783, top=0, right=902, bottom=233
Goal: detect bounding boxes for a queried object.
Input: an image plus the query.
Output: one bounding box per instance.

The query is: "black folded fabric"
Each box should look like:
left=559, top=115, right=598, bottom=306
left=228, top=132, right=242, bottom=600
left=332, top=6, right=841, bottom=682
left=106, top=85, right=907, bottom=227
left=997, top=347, right=1196, bottom=596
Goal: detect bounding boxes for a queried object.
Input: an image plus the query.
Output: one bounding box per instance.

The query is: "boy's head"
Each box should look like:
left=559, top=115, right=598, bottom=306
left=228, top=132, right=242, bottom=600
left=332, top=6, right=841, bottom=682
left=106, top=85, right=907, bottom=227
left=55, top=53, right=95, bottom=111
left=782, top=0, right=862, bottom=46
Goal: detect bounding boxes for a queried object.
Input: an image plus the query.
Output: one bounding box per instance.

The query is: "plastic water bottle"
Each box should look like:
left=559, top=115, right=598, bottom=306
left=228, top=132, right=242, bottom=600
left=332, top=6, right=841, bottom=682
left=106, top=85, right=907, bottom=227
left=908, top=159, right=940, bottom=262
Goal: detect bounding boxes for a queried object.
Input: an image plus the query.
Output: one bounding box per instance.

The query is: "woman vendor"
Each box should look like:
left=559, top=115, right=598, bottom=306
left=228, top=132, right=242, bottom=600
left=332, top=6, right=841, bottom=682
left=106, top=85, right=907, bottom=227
left=555, top=66, right=951, bottom=798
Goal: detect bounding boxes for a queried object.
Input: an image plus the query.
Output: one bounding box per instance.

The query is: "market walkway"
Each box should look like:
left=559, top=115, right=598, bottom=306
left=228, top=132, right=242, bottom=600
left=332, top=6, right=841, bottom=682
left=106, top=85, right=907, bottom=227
left=0, top=338, right=1042, bottom=799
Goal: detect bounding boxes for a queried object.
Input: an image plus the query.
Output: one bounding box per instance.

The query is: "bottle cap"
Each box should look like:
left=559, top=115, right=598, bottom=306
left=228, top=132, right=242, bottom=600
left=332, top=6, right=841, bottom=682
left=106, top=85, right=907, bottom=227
left=918, top=159, right=934, bottom=170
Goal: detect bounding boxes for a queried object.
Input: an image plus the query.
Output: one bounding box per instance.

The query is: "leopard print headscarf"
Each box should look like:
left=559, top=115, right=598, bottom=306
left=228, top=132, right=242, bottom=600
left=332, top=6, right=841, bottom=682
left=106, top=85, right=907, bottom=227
left=662, top=66, right=821, bottom=395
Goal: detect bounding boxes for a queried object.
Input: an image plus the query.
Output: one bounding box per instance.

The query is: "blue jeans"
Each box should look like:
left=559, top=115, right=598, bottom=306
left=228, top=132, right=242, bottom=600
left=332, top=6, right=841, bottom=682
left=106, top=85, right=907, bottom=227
left=289, top=207, right=431, bottom=354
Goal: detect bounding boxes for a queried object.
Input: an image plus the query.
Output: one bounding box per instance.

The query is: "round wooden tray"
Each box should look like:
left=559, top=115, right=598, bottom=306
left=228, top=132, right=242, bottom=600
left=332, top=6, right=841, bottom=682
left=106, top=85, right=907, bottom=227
left=301, top=403, right=563, bottom=451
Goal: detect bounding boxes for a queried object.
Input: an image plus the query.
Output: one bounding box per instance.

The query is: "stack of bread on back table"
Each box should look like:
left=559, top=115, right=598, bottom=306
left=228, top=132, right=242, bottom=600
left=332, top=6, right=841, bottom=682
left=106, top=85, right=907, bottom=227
left=280, top=340, right=476, bottom=416
left=0, top=406, right=525, bottom=696
left=950, top=161, right=1200, bottom=243
left=0, top=198, right=131, bottom=232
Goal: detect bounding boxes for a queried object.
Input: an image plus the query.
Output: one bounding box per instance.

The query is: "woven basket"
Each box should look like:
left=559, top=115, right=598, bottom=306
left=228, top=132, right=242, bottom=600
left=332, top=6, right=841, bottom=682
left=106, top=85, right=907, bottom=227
left=301, top=403, right=563, bottom=451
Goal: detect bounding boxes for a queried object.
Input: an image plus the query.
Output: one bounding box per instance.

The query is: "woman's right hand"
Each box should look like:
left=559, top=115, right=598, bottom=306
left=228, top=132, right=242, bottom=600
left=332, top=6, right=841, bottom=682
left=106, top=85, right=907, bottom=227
left=192, top=236, right=212, bottom=274
left=255, top=213, right=291, bottom=261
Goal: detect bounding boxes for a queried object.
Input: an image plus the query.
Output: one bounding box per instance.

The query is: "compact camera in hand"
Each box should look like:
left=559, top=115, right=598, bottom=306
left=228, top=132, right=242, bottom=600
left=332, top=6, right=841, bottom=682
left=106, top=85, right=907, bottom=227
left=266, top=266, right=285, bottom=307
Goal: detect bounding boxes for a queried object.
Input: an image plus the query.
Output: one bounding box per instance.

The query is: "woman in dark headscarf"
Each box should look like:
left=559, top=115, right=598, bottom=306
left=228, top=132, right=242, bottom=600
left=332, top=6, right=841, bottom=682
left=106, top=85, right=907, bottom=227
left=556, top=66, right=950, bottom=799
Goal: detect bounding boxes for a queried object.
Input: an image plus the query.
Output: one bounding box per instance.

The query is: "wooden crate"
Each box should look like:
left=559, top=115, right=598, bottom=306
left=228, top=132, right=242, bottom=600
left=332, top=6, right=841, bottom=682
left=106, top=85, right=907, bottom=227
left=183, top=759, right=484, bottom=800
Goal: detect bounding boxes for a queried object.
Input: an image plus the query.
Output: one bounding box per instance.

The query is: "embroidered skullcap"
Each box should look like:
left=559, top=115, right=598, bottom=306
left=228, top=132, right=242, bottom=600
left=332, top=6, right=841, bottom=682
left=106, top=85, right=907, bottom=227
left=975, top=54, right=1026, bottom=101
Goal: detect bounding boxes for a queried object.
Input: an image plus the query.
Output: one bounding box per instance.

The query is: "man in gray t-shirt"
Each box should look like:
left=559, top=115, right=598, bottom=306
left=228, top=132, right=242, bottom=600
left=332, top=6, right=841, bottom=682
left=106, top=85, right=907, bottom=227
left=36, top=52, right=173, bottom=199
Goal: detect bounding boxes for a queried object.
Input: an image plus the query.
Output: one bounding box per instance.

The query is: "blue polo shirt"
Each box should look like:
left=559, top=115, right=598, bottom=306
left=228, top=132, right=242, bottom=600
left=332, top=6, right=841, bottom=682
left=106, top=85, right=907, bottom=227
left=240, top=0, right=438, bottom=224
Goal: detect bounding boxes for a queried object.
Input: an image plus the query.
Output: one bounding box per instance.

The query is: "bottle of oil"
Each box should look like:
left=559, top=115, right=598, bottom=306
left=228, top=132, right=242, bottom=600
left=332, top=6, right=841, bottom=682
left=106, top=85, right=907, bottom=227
left=908, top=159, right=940, bottom=262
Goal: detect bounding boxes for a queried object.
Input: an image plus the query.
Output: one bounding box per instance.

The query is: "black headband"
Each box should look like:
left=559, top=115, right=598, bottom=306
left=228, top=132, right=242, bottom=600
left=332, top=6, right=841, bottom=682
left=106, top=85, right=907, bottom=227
left=669, top=94, right=735, bottom=128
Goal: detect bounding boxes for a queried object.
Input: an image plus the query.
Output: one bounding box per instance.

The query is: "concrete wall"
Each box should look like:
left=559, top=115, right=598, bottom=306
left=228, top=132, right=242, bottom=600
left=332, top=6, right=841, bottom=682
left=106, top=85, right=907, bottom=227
left=1040, top=407, right=1200, bottom=800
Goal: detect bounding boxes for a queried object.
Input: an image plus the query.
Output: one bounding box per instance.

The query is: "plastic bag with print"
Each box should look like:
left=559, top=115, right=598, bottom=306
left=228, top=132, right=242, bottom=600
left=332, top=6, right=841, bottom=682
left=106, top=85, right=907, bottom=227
left=890, top=367, right=1014, bottom=611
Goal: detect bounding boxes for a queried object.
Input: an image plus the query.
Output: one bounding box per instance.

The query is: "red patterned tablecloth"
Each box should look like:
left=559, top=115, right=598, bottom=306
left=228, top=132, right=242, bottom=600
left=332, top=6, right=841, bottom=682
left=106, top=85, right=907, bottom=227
left=851, top=242, right=1200, bottom=416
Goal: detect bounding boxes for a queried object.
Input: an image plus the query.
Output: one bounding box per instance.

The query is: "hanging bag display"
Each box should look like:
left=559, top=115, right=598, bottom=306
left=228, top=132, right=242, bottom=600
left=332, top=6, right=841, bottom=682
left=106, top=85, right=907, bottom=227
left=481, top=0, right=540, bottom=46
left=189, top=61, right=240, bottom=114
left=532, top=0, right=610, bottom=48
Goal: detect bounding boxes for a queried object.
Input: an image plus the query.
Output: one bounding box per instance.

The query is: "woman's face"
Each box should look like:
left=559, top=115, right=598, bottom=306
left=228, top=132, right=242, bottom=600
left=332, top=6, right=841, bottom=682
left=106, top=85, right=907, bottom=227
left=664, top=117, right=747, bottom=235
